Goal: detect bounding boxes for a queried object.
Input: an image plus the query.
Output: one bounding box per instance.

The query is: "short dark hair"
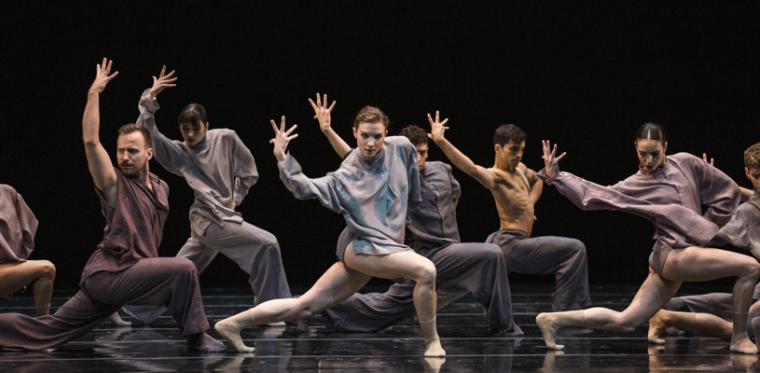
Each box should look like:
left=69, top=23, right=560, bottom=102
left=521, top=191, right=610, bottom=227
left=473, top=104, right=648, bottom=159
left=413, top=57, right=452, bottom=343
left=493, top=124, right=526, bottom=146
left=745, top=142, right=760, bottom=169
left=634, top=122, right=667, bottom=143
left=399, top=125, right=427, bottom=146
left=353, top=106, right=389, bottom=128
left=178, top=103, right=208, bottom=128
left=117, top=123, right=152, bottom=148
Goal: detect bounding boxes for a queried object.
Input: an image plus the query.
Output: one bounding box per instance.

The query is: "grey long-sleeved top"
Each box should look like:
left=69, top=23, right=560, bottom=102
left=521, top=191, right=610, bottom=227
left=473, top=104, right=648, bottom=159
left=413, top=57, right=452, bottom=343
left=0, top=184, right=38, bottom=263
left=278, top=136, right=421, bottom=257
left=406, top=161, right=461, bottom=253
left=715, top=192, right=760, bottom=259
left=137, top=90, right=258, bottom=234
left=539, top=152, right=741, bottom=272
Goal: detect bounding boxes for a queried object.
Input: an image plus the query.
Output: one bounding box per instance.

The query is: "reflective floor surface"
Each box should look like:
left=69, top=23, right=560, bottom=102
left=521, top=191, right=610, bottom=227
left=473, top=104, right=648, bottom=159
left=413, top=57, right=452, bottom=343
left=1, top=284, right=756, bottom=372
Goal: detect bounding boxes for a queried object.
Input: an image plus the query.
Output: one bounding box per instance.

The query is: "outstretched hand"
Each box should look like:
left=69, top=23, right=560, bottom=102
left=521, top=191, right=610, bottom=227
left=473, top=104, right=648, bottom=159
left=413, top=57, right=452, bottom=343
left=89, top=57, right=119, bottom=95
left=541, top=140, right=567, bottom=178
left=308, top=92, right=336, bottom=131
left=702, top=152, right=715, bottom=167
left=426, top=110, right=450, bottom=142
left=150, top=65, right=177, bottom=98
left=269, top=115, right=299, bottom=162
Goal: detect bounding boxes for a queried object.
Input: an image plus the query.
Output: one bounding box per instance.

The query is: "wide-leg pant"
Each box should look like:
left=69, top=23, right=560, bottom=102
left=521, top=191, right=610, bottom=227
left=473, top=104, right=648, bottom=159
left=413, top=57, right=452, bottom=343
left=0, top=257, right=208, bottom=350
left=323, top=242, right=523, bottom=335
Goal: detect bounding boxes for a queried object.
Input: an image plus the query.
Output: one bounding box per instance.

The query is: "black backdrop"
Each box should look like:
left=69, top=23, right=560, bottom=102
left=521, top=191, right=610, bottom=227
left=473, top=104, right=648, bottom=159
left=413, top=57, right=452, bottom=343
left=1, top=2, right=758, bottom=290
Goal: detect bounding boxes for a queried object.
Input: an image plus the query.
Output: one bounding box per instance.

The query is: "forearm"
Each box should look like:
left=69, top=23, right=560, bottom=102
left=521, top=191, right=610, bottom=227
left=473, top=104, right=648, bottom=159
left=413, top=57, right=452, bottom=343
left=82, top=91, right=102, bottom=146
left=321, top=127, right=352, bottom=158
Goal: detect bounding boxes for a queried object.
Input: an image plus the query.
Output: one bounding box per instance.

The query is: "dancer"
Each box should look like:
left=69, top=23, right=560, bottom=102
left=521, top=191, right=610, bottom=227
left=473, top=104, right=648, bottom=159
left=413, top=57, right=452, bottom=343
left=308, top=94, right=521, bottom=335
left=646, top=142, right=760, bottom=343
left=125, top=66, right=291, bottom=323
left=427, top=112, right=591, bottom=311
left=216, top=107, right=445, bottom=357
left=0, top=59, right=223, bottom=351
left=534, top=123, right=759, bottom=354
left=0, top=185, right=55, bottom=316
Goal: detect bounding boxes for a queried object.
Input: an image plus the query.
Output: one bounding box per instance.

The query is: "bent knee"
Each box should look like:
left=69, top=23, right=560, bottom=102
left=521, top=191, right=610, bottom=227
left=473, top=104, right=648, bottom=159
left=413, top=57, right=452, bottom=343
left=170, top=258, right=199, bottom=276
left=740, top=260, right=760, bottom=279
left=415, top=260, right=437, bottom=285
left=34, top=260, right=56, bottom=279
left=569, top=239, right=586, bottom=255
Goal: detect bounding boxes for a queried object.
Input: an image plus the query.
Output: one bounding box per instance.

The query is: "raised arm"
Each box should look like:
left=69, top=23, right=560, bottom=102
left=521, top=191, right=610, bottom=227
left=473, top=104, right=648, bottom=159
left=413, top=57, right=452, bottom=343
left=82, top=58, right=119, bottom=205
left=270, top=115, right=346, bottom=213
left=308, top=92, right=351, bottom=158
left=427, top=111, right=499, bottom=189
left=137, top=65, right=184, bottom=175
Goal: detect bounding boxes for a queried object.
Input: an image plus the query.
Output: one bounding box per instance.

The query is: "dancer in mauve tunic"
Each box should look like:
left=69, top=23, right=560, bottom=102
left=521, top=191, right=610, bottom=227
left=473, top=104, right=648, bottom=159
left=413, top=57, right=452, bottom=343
left=0, top=59, right=223, bottom=351
left=0, top=184, right=56, bottom=316
left=215, top=106, right=445, bottom=357
left=535, top=123, right=760, bottom=354
left=645, top=142, right=760, bottom=343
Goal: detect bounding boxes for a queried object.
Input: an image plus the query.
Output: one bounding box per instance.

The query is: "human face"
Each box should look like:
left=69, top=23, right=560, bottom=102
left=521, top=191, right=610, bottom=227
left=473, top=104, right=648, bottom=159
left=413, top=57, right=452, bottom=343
left=353, top=121, right=387, bottom=161
left=746, top=166, right=760, bottom=193
left=635, top=138, right=667, bottom=175
left=495, top=139, right=525, bottom=171
left=415, top=142, right=429, bottom=172
left=179, top=121, right=208, bottom=147
left=116, top=131, right=153, bottom=177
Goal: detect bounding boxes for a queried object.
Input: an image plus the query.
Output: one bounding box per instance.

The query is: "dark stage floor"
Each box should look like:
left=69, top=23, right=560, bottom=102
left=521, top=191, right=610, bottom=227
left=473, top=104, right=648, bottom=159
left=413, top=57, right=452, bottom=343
left=1, top=284, right=757, bottom=372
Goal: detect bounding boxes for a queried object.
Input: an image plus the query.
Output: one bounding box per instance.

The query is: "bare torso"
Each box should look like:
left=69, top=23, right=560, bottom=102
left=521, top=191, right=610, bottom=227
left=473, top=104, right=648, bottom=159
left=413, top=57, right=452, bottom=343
left=489, top=163, right=539, bottom=235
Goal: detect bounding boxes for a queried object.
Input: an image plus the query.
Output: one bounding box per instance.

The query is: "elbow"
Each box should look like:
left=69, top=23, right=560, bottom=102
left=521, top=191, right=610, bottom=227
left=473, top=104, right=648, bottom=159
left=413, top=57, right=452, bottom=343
left=82, top=137, right=100, bottom=148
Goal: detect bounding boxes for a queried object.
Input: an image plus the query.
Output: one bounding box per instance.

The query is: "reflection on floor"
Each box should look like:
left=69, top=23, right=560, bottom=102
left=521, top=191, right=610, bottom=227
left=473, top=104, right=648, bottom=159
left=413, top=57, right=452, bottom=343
left=1, top=284, right=757, bottom=372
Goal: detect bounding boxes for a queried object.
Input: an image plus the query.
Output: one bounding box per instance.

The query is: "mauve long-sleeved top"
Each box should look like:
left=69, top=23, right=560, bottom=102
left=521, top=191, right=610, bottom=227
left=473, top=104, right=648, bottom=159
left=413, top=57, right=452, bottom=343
left=538, top=152, right=741, bottom=273
left=0, top=184, right=38, bottom=263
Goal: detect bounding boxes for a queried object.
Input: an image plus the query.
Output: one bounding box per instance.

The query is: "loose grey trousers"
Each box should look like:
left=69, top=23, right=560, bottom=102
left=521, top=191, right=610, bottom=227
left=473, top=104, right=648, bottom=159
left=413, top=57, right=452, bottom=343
left=0, top=257, right=208, bottom=350
left=486, top=230, right=591, bottom=311
left=322, top=242, right=523, bottom=335
left=125, top=219, right=291, bottom=324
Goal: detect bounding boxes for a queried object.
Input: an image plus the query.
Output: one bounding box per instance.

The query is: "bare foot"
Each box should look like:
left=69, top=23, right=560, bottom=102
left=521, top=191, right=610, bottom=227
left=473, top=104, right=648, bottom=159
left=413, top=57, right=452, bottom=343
left=424, top=337, right=446, bottom=357
left=536, top=313, right=564, bottom=350
left=731, top=334, right=758, bottom=355
left=648, top=311, right=667, bottom=344
left=187, top=332, right=226, bottom=352
left=266, top=321, right=286, bottom=327
left=107, top=312, right=132, bottom=327
left=215, top=319, right=255, bottom=353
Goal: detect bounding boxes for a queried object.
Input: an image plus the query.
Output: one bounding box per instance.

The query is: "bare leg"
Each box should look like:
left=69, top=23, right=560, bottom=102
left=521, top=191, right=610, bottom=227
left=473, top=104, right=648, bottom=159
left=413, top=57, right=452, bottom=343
left=536, top=270, right=681, bottom=350
left=662, top=247, right=760, bottom=354
left=215, top=262, right=371, bottom=352
left=343, top=248, right=444, bottom=357
left=0, top=260, right=56, bottom=315
left=648, top=309, right=732, bottom=344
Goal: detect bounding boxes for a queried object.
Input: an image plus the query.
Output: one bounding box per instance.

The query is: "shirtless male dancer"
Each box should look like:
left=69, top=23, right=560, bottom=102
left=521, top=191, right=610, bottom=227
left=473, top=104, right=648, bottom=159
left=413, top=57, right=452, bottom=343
left=0, top=59, right=223, bottom=351
left=0, top=185, right=55, bottom=316
left=307, top=94, right=521, bottom=335
left=427, top=112, right=591, bottom=312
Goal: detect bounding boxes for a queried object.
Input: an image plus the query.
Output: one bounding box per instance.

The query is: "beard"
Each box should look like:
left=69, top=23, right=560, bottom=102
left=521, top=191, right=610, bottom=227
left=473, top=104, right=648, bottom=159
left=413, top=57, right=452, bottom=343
left=119, top=162, right=146, bottom=177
